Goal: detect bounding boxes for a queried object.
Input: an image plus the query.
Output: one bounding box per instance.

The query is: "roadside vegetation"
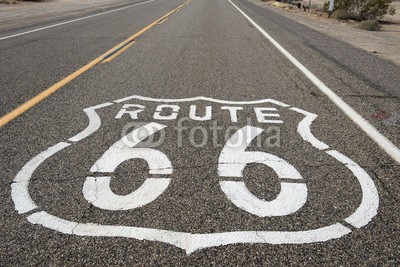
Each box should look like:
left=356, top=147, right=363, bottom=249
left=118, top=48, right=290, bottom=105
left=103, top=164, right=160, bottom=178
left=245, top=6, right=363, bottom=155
left=264, top=0, right=397, bottom=30
left=356, top=19, right=382, bottom=30
left=325, top=0, right=396, bottom=20
left=328, top=0, right=396, bottom=30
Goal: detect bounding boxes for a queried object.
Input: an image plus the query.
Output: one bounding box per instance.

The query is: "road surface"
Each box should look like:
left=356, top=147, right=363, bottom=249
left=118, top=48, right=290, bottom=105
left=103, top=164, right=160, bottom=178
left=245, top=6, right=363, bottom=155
left=1, top=0, right=399, bottom=265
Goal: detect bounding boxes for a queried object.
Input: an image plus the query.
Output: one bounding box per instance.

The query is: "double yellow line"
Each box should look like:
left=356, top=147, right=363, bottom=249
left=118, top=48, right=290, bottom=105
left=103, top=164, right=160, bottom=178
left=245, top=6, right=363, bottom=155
left=0, top=0, right=191, bottom=127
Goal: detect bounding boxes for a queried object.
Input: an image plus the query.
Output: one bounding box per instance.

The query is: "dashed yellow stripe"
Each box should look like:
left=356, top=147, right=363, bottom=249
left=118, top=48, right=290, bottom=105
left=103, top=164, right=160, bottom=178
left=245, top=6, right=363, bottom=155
left=157, top=17, right=169, bottom=25
left=101, top=41, right=137, bottom=63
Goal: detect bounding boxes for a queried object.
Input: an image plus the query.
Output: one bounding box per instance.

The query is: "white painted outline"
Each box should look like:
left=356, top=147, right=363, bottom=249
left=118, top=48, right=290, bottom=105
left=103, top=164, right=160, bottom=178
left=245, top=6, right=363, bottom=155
left=27, top=211, right=352, bottom=254
left=327, top=150, right=379, bottom=228
left=114, top=95, right=290, bottom=107
left=69, top=103, right=113, bottom=143
left=12, top=96, right=379, bottom=254
left=290, top=107, right=330, bottom=151
left=228, top=0, right=400, bottom=165
left=0, top=0, right=157, bottom=41
left=12, top=142, right=71, bottom=214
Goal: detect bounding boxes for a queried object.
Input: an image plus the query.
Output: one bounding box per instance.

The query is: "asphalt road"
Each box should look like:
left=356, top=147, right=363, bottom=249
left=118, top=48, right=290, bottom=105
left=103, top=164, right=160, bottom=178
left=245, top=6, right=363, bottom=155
left=1, top=0, right=399, bottom=265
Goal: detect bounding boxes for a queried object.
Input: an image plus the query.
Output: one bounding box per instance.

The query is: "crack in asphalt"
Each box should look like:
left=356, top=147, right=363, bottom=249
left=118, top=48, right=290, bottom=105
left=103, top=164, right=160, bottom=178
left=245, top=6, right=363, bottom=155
left=371, top=170, right=399, bottom=204
left=6, top=161, right=352, bottom=186
left=33, top=202, right=95, bottom=265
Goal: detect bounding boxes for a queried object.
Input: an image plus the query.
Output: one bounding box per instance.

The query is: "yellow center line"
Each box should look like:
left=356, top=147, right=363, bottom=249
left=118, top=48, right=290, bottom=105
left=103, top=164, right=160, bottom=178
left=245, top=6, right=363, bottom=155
left=0, top=0, right=191, bottom=128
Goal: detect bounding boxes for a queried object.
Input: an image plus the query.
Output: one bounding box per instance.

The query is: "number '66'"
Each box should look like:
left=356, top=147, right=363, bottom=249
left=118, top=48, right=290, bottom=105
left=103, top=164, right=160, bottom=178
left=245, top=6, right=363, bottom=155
left=83, top=123, right=307, bottom=217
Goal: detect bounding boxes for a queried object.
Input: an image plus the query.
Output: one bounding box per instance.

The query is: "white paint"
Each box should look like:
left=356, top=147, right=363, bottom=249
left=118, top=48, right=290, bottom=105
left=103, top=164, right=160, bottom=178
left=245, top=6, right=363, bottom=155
left=115, top=104, right=145, bottom=119
left=228, top=0, right=400, bottom=165
left=89, top=122, right=171, bottom=173
left=27, top=211, right=351, bottom=254
left=114, top=95, right=291, bottom=107
left=11, top=142, right=70, bottom=214
left=326, top=150, right=379, bottom=228
left=0, top=0, right=157, bottom=41
left=189, top=105, right=212, bottom=121
left=90, top=147, right=172, bottom=174
left=114, top=104, right=284, bottom=123
left=290, top=107, right=330, bottom=150
left=184, top=223, right=351, bottom=254
left=220, top=181, right=307, bottom=217
left=219, top=126, right=303, bottom=179
left=254, top=107, right=283, bottom=124
left=292, top=104, right=379, bottom=229
left=83, top=177, right=171, bottom=211
left=69, top=103, right=113, bottom=142
left=219, top=126, right=306, bottom=216
left=221, top=106, right=243, bottom=123
left=153, top=104, right=180, bottom=120
left=84, top=122, right=172, bottom=210
left=12, top=96, right=380, bottom=253
left=28, top=212, right=79, bottom=234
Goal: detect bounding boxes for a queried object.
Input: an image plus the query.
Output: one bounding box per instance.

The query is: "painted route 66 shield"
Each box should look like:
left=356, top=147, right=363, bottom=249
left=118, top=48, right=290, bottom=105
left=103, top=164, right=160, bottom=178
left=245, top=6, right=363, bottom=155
left=12, top=95, right=378, bottom=254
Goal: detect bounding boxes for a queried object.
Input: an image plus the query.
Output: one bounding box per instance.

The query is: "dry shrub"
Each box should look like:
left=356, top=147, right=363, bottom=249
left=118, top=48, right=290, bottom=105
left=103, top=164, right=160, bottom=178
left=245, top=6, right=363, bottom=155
left=357, top=19, right=382, bottom=30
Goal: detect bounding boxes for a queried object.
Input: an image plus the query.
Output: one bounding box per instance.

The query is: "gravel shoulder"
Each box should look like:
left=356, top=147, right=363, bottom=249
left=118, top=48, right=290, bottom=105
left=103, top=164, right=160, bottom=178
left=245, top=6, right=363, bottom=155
left=249, top=0, right=400, bottom=65
left=0, top=0, right=140, bottom=31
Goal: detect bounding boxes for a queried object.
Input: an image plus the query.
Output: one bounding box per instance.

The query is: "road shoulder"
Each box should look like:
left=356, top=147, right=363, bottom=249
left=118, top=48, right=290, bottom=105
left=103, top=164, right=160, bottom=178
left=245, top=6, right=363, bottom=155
left=249, top=0, right=400, bottom=65
left=0, top=0, right=143, bottom=31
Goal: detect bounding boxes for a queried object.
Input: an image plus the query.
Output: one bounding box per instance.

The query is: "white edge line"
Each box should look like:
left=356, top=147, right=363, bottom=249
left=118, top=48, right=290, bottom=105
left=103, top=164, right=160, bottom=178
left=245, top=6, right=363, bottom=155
left=0, top=0, right=156, bottom=41
left=326, top=150, right=379, bottom=228
left=11, top=142, right=71, bottom=214
left=228, top=0, right=400, bottom=165
left=114, top=95, right=290, bottom=107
